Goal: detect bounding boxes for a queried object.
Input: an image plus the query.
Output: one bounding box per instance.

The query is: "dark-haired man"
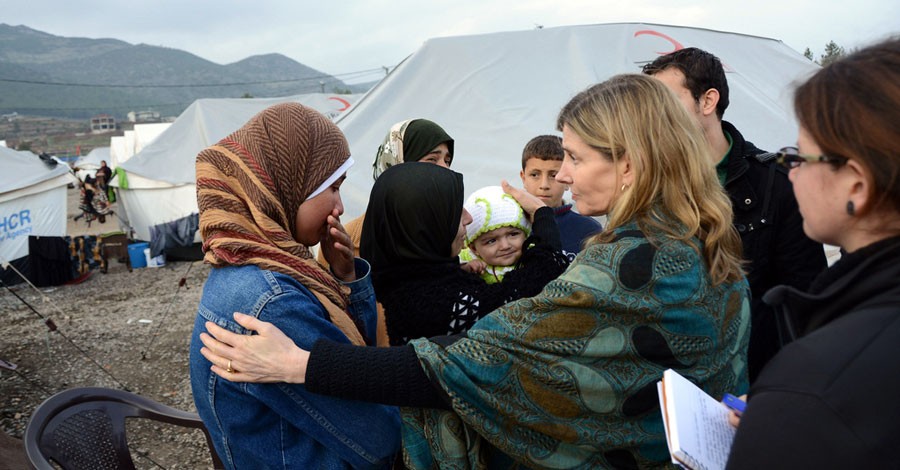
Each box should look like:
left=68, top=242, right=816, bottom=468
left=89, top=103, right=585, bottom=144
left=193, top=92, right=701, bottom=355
left=643, top=48, right=827, bottom=381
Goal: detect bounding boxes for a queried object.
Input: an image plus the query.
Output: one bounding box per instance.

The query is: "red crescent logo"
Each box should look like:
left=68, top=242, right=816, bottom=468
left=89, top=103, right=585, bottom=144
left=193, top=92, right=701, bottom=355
left=328, top=96, right=351, bottom=111
left=634, top=30, right=685, bottom=55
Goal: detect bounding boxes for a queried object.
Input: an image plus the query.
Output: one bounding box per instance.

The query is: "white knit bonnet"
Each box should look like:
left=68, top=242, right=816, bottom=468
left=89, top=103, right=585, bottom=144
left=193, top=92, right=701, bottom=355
left=464, top=186, right=531, bottom=246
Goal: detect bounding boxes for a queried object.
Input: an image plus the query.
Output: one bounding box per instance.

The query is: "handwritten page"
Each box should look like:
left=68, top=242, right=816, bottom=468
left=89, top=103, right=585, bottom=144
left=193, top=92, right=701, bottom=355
left=658, top=369, right=736, bottom=470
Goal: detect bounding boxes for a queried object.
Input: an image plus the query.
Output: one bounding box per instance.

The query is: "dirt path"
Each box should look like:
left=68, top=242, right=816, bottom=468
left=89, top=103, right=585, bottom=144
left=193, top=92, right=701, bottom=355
left=1, top=186, right=217, bottom=468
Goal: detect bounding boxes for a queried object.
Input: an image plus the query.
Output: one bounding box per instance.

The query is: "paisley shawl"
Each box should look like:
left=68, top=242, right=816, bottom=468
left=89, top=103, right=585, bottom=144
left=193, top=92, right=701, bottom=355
left=403, top=220, right=751, bottom=469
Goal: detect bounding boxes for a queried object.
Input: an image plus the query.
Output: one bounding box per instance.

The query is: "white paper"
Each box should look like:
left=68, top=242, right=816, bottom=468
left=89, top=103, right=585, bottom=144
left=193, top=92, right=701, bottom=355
left=659, top=369, right=735, bottom=470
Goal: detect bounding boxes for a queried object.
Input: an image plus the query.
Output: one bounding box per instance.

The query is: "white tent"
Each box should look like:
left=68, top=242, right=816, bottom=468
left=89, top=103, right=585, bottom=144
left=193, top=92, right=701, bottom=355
left=0, top=147, right=77, bottom=276
left=336, top=22, right=819, bottom=218
left=133, top=123, right=171, bottom=154
left=108, top=123, right=172, bottom=168
left=73, top=146, right=110, bottom=181
left=109, top=135, right=128, bottom=168
left=114, top=93, right=359, bottom=243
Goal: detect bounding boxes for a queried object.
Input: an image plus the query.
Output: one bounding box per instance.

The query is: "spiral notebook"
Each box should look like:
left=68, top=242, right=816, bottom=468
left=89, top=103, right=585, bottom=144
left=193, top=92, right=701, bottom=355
left=657, top=369, right=736, bottom=470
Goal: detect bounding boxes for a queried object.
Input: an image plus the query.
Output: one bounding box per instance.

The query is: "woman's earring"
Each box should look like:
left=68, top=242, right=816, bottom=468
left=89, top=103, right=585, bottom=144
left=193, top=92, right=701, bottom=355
left=621, top=184, right=628, bottom=192
left=846, top=200, right=855, bottom=216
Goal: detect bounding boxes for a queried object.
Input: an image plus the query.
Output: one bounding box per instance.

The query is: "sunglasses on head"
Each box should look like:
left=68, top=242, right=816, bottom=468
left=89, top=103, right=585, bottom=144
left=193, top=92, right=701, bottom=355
left=775, top=146, right=848, bottom=169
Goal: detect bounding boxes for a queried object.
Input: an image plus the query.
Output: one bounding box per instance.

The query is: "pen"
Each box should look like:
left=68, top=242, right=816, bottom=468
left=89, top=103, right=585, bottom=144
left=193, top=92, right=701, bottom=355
left=722, top=393, right=746, bottom=414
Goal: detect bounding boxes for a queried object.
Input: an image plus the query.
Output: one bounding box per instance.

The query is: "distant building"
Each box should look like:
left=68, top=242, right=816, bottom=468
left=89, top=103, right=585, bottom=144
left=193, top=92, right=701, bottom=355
left=90, top=114, right=116, bottom=133
left=127, top=110, right=161, bottom=122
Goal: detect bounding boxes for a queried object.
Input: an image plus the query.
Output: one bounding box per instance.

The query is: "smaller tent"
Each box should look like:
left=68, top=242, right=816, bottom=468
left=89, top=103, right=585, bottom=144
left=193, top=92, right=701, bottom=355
left=113, top=93, right=359, bottom=249
left=73, top=146, right=110, bottom=181
left=0, top=147, right=78, bottom=285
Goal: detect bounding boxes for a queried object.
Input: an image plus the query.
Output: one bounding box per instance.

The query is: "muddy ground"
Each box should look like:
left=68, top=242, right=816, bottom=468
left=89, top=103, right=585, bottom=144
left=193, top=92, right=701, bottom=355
left=1, top=186, right=217, bottom=468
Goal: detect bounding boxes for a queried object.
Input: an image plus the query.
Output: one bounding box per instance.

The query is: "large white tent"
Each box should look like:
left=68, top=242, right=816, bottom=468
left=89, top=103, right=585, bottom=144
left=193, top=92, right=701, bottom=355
left=336, top=22, right=820, bottom=218
left=113, top=93, right=359, bottom=244
left=0, top=147, right=77, bottom=283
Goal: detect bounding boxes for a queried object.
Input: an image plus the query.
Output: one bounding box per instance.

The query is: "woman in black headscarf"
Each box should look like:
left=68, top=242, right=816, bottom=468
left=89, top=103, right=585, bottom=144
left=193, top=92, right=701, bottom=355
left=360, top=162, right=568, bottom=345
left=338, top=118, right=456, bottom=261
left=319, top=119, right=457, bottom=345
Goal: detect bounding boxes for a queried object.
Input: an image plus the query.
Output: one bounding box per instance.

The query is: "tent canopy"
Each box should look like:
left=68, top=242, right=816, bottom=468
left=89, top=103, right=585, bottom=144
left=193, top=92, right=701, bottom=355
left=0, top=147, right=72, bottom=196
left=119, top=93, right=360, bottom=186
left=0, top=146, right=75, bottom=266
left=74, top=146, right=110, bottom=171
left=336, top=22, right=819, bottom=219
left=109, top=93, right=359, bottom=241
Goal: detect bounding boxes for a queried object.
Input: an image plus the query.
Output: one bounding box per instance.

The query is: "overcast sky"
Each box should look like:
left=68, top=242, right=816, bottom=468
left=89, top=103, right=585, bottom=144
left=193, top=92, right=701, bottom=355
left=4, top=0, right=898, bottom=83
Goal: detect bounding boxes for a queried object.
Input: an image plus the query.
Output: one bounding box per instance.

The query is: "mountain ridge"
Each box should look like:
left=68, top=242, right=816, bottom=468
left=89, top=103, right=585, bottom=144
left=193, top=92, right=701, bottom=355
left=0, top=24, right=373, bottom=119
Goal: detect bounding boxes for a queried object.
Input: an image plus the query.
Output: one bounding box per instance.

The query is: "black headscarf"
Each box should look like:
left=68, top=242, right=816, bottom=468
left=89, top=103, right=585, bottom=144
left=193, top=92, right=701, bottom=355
left=402, top=119, right=454, bottom=163
left=361, top=163, right=464, bottom=274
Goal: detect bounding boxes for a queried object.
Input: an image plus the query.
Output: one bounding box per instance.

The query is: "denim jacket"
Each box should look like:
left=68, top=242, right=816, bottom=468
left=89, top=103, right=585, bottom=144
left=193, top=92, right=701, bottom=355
left=189, top=258, right=400, bottom=469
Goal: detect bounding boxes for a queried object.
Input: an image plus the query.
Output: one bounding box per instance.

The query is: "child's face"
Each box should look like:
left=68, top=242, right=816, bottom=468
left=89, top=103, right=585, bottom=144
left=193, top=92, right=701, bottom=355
left=294, top=175, right=346, bottom=246
left=520, top=158, right=566, bottom=208
left=470, top=226, right=526, bottom=267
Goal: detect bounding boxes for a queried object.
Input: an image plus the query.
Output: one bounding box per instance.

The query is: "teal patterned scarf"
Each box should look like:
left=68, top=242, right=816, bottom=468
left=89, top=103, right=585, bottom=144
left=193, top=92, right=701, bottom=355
left=403, top=221, right=751, bottom=469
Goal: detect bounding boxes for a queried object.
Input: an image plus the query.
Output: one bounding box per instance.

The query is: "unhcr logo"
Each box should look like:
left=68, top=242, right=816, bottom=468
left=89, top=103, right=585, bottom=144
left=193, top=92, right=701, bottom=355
left=0, top=209, right=33, bottom=242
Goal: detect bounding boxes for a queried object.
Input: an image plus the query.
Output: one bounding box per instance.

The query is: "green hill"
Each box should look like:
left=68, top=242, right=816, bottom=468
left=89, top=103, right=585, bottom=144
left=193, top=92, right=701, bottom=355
left=0, top=24, right=360, bottom=119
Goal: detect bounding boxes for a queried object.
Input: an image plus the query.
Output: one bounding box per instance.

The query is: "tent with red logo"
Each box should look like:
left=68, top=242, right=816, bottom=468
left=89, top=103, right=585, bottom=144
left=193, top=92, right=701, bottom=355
left=336, top=22, right=819, bottom=217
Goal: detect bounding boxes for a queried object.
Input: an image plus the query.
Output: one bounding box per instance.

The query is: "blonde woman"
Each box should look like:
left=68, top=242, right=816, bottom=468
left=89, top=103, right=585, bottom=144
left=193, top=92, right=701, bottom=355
left=199, top=75, right=751, bottom=469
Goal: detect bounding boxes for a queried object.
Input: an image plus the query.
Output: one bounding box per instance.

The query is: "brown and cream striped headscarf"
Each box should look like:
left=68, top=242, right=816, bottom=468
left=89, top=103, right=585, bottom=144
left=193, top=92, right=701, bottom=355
left=196, top=103, right=366, bottom=346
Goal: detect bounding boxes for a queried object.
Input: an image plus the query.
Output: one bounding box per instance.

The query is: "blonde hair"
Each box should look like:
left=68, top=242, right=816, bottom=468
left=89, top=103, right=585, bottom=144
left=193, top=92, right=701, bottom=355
left=557, top=74, right=743, bottom=285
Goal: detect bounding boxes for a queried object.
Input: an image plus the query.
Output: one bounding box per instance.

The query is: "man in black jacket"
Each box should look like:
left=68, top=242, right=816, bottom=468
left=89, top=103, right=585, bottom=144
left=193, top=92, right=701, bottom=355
left=643, top=48, right=827, bottom=381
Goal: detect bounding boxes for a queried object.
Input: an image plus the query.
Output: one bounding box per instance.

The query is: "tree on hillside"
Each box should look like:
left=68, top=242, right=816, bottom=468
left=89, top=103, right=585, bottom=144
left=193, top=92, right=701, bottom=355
left=820, top=41, right=846, bottom=66
left=803, top=47, right=814, bottom=61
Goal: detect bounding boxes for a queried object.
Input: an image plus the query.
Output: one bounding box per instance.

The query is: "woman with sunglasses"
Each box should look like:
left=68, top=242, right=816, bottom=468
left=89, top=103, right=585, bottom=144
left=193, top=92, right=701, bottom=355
left=726, top=37, right=900, bottom=468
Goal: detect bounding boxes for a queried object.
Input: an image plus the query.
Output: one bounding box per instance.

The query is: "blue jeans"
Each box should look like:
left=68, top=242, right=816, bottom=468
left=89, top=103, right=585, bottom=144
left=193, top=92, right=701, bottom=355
left=190, top=261, right=399, bottom=469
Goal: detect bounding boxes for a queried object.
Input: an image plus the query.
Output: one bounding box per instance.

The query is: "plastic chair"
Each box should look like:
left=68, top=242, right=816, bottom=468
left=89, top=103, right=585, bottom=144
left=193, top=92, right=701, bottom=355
left=24, top=387, right=224, bottom=470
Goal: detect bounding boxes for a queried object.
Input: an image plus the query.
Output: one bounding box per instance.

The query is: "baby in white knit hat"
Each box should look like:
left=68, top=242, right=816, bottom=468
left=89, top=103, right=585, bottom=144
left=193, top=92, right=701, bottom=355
left=459, top=185, right=533, bottom=284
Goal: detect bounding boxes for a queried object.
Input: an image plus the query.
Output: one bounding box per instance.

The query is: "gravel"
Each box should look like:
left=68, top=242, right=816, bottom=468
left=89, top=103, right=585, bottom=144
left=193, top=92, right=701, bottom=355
left=0, top=186, right=218, bottom=468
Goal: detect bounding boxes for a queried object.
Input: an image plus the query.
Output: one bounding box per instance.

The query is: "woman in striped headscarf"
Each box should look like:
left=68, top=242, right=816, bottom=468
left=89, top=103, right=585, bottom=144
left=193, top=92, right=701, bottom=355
left=188, top=103, right=399, bottom=469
